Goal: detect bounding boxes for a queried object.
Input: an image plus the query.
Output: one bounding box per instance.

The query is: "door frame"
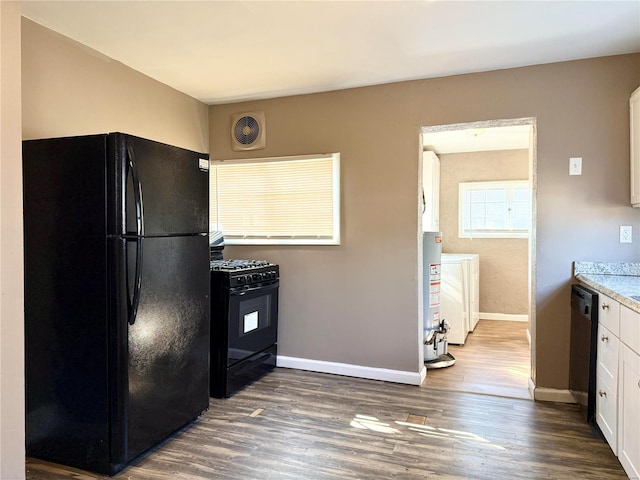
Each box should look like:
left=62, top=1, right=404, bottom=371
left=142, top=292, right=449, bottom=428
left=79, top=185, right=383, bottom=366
left=418, top=117, right=537, bottom=394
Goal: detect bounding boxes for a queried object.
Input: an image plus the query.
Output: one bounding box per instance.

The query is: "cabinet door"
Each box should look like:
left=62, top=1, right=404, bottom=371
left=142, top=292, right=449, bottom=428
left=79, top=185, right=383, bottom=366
left=618, top=344, right=640, bottom=479
left=597, top=370, right=618, bottom=454
left=422, top=151, right=440, bottom=232
left=597, top=324, right=619, bottom=393
left=630, top=86, right=640, bottom=207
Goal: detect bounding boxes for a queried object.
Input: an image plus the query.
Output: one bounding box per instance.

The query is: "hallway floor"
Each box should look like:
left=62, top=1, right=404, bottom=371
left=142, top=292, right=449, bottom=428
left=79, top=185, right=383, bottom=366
left=423, top=320, right=531, bottom=399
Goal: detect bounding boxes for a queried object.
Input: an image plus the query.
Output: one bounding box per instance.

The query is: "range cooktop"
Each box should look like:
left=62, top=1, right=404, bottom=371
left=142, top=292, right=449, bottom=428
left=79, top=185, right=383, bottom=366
left=210, top=259, right=273, bottom=272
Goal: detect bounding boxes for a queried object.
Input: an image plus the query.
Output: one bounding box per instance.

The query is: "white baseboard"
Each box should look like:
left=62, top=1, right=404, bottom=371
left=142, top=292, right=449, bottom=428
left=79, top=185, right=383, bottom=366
left=276, top=355, right=424, bottom=386
left=480, top=312, right=529, bottom=322
left=533, top=386, right=575, bottom=403
left=528, top=377, right=536, bottom=398
left=278, top=357, right=573, bottom=404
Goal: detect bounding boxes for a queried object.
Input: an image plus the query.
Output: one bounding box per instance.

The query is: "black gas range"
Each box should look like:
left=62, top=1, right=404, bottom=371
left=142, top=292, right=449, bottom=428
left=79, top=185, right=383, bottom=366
left=210, top=259, right=279, bottom=288
left=209, top=240, right=279, bottom=398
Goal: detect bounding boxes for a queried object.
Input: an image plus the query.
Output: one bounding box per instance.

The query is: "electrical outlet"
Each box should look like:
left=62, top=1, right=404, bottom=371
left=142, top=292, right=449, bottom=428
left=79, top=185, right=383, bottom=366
left=569, top=157, right=582, bottom=175
left=620, top=225, right=632, bottom=243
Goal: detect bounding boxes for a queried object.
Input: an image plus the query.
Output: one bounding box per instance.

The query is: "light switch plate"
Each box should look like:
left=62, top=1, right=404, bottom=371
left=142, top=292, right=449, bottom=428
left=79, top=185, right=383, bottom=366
left=569, top=157, right=582, bottom=175
left=620, top=225, right=632, bottom=243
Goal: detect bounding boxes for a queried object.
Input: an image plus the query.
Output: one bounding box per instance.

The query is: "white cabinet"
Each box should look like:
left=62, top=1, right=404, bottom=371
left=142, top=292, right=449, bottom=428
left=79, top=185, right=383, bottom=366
left=618, top=343, right=640, bottom=479
left=596, top=323, right=619, bottom=452
left=589, top=289, right=640, bottom=477
left=598, top=323, right=620, bottom=391
left=422, top=151, right=440, bottom=232
left=594, top=294, right=620, bottom=455
left=630, top=86, right=640, bottom=207
left=599, top=293, right=620, bottom=336
left=618, top=305, right=640, bottom=479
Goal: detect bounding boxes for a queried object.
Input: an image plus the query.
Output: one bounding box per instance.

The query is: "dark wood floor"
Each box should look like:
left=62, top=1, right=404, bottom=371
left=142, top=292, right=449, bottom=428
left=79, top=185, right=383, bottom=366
left=27, top=366, right=627, bottom=479
left=424, top=320, right=532, bottom=399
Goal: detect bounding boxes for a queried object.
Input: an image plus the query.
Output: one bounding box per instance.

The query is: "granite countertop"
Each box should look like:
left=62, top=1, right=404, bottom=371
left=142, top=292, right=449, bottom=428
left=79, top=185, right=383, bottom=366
left=574, top=262, right=640, bottom=314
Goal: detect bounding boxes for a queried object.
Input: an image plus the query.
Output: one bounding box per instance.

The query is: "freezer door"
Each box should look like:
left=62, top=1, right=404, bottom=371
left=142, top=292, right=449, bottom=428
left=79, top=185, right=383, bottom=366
left=108, top=133, right=209, bottom=236
left=109, top=235, right=209, bottom=471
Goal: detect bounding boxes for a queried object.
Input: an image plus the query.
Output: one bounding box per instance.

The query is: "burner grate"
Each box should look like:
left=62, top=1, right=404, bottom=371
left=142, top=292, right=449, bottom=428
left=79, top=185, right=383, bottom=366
left=210, top=259, right=271, bottom=272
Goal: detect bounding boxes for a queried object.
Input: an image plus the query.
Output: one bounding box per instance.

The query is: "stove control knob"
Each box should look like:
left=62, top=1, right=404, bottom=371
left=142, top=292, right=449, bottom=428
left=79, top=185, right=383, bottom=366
left=237, top=276, right=245, bottom=284
left=253, top=273, right=260, bottom=281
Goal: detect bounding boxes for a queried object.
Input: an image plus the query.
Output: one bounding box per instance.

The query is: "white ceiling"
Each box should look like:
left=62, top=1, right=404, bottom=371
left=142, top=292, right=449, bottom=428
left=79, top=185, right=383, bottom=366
left=21, top=1, right=640, bottom=106
left=423, top=124, right=532, bottom=154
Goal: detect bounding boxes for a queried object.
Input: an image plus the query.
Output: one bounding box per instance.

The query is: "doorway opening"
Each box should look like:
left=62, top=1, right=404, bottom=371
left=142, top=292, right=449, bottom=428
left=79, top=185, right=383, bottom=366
left=418, top=117, right=536, bottom=400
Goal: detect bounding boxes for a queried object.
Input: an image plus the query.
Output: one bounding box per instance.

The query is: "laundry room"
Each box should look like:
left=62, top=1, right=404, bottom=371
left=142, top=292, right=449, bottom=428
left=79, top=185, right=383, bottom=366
left=421, top=122, right=533, bottom=398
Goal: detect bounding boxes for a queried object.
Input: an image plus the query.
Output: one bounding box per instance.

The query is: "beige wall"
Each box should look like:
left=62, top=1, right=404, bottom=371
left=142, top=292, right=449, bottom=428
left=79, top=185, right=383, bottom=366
left=440, top=149, right=529, bottom=315
left=210, top=54, right=640, bottom=389
left=1, top=3, right=25, bottom=479
left=21, top=18, right=209, bottom=152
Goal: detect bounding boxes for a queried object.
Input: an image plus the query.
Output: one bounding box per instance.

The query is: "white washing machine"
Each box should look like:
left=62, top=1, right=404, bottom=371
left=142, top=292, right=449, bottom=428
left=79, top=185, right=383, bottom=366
left=461, top=254, right=480, bottom=332
left=441, top=253, right=480, bottom=345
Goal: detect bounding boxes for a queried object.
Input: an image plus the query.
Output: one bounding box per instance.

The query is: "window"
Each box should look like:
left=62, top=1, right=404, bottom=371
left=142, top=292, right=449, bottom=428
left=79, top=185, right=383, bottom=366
left=210, top=153, right=340, bottom=245
left=458, top=180, right=530, bottom=238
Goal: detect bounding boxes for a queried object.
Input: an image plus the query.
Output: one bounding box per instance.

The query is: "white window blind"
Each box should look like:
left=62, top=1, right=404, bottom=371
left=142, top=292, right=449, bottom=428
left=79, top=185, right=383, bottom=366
left=210, top=153, right=340, bottom=245
left=458, top=180, right=531, bottom=238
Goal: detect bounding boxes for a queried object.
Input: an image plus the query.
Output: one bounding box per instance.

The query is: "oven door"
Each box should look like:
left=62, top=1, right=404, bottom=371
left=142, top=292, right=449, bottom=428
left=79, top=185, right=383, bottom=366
left=227, top=280, right=279, bottom=367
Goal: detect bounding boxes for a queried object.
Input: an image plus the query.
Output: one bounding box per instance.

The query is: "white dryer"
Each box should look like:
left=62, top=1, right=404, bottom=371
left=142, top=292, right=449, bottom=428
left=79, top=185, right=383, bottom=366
left=441, top=253, right=480, bottom=345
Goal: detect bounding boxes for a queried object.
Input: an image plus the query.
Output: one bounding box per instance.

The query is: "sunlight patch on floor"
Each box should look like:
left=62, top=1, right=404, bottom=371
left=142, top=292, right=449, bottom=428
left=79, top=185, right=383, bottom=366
left=349, top=414, right=506, bottom=451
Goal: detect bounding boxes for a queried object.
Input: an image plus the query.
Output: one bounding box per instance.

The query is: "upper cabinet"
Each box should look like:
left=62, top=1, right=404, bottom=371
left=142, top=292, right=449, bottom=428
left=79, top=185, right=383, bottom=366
left=630, top=86, right=640, bottom=207
left=422, top=151, right=440, bottom=232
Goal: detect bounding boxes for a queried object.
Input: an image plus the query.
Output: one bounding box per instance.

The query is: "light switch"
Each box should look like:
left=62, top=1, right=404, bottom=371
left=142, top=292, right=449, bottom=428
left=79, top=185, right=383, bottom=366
left=620, top=225, right=632, bottom=243
left=569, top=157, right=582, bottom=175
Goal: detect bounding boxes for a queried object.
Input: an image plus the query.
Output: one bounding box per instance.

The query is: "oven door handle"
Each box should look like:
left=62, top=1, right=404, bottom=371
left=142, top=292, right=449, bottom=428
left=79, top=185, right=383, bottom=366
left=230, top=282, right=279, bottom=296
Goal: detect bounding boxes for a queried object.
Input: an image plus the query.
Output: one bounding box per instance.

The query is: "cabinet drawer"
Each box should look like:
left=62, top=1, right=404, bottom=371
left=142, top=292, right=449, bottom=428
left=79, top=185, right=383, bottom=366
left=597, top=324, right=619, bottom=392
left=596, top=372, right=618, bottom=455
left=620, top=305, right=640, bottom=355
left=598, top=294, right=620, bottom=337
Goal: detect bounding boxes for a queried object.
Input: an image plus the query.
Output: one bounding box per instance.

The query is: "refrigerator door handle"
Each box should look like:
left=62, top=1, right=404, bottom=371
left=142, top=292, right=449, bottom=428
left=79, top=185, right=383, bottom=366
left=126, top=237, right=143, bottom=325
left=125, top=146, right=144, bottom=325
left=127, top=146, right=145, bottom=236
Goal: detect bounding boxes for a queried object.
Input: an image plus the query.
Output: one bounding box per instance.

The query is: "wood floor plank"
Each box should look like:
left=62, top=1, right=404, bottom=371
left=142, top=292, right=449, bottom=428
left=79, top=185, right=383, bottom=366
left=26, top=365, right=627, bottom=479
left=424, top=320, right=532, bottom=399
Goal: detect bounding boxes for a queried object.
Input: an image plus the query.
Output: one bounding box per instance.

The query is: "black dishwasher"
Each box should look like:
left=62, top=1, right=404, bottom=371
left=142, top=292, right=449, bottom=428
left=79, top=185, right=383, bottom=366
left=569, top=284, right=599, bottom=423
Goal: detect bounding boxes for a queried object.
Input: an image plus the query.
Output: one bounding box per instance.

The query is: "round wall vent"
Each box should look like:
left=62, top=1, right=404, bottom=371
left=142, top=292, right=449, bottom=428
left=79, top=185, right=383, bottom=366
left=231, top=111, right=266, bottom=151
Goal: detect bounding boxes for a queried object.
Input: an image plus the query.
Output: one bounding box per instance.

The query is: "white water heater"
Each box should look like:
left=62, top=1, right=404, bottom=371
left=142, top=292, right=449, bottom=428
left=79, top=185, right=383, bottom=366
left=422, top=232, right=455, bottom=368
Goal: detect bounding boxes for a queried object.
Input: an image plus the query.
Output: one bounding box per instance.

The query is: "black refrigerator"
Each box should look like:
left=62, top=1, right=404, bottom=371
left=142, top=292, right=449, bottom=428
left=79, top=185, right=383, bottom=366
left=23, top=133, right=210, bottom=475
